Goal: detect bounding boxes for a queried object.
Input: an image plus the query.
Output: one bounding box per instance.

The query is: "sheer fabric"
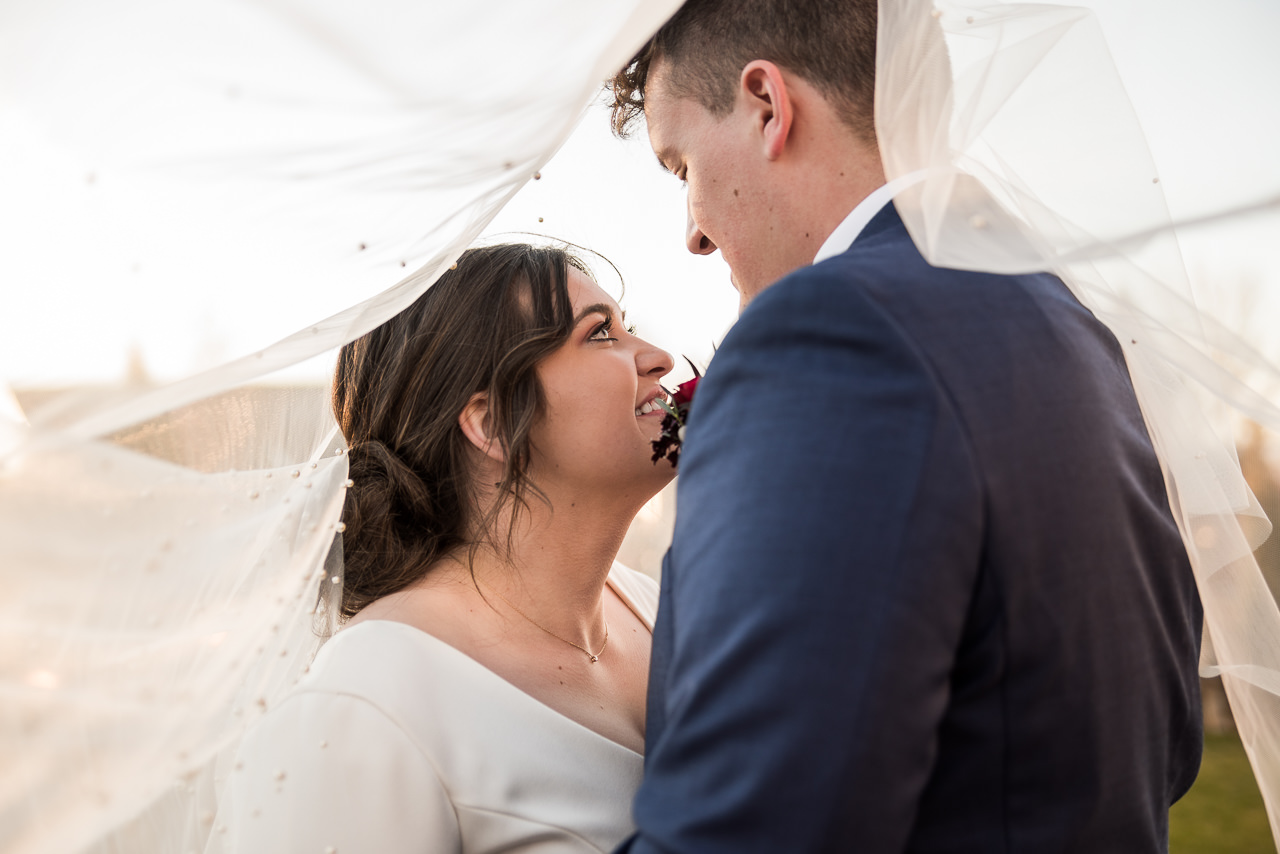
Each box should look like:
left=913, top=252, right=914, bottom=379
left=1, top=0, right=1278, bottom=851
left=877, top=1, right=1280, bottom=845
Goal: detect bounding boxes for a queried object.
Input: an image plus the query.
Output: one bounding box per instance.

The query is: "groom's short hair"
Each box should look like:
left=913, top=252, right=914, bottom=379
left=609, top=0, right=878, bottom=144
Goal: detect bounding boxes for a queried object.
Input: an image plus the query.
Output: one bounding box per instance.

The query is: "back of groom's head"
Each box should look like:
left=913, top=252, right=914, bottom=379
left=609, top=0, right=878, bottom=145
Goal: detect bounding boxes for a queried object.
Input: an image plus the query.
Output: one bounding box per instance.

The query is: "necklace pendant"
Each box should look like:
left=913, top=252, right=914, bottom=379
left=589, top=655, right=599, bottom=663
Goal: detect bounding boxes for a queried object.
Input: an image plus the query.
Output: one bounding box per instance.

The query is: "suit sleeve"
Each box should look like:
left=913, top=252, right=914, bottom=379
left=622, top=272, right=985, bottom=853
left=227, top=691, right=460, bottom=853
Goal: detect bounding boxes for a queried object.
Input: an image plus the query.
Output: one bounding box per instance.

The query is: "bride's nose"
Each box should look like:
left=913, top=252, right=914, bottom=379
left=637, top=340, right=675, bottom=380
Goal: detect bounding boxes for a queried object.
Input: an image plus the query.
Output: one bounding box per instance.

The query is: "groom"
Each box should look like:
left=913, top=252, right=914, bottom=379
left=611, top=1, right=1203, bottom=852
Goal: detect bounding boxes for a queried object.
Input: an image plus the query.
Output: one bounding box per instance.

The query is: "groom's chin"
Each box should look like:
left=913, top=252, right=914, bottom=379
left=731, top=266, right=786, bottom=311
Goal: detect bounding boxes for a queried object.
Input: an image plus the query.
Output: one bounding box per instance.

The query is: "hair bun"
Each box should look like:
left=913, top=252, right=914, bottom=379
left=344, top=439, right=434, bottom=532
left=339, top=440, right=446, bottom=613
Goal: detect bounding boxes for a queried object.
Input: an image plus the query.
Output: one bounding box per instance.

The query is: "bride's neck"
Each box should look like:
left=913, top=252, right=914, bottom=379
left=461, top=488, right=638, bottom=641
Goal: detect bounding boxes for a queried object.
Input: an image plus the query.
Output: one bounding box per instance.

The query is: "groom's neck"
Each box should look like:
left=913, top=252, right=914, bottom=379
left=737, top=104, right=886, bottom=307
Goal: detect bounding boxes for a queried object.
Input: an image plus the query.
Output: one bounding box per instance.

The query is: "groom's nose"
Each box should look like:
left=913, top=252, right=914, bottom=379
left=686, top=203, right=717, bottom=256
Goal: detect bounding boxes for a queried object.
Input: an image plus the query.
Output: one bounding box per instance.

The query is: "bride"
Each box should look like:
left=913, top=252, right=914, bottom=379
left=227, top=242, right=675, bottom=851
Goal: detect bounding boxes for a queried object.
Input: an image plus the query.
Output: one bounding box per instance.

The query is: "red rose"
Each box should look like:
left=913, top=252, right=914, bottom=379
left=650, top=359, right=704, bottom=468
left=672, top=376, right=700, bottom=408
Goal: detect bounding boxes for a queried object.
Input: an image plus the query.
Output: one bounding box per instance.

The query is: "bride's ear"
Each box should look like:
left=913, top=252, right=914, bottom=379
left=459, top=392, right=505, bottom=463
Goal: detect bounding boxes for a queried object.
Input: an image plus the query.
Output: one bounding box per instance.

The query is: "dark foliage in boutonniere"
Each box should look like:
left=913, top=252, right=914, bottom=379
left=651, top=358, right=702, bottom=468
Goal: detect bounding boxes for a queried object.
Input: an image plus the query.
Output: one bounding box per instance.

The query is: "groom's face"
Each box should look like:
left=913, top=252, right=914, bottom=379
left=644, top=62, right=793, bottom=305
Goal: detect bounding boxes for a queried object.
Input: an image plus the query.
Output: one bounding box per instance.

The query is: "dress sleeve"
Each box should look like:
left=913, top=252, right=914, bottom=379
left=226, top=690, right=460, bottom=854
left=623, top=271, right=985, bottom=853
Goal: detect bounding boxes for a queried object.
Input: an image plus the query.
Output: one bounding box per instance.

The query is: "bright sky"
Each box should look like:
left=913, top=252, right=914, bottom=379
left=1, top=0, right=1277, bottom=392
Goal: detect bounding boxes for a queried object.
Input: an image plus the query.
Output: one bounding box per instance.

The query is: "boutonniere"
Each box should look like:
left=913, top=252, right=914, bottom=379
left=651, top=359, right=702, bottom=468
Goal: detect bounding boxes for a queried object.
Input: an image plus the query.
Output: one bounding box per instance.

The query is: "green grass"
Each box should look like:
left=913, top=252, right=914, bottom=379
left=1171, top=733, right=1275, bottom=853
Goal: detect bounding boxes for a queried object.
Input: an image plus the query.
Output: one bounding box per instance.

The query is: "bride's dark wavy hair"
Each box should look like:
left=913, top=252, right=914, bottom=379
left=331, top=243, right=591, bottom=618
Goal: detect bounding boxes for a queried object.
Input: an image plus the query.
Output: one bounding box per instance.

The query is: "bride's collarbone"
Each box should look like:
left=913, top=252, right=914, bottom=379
left=364, top=581, right=650, bottom=752
left=477, top=599, right=651, bottom=735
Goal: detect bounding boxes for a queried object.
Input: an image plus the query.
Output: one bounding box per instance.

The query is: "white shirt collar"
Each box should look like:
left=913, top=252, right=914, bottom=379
left=812, top=169, right=929, bottom=265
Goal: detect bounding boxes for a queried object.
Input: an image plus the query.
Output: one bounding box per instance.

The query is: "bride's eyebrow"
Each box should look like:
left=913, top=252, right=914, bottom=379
left=573, top=303, right=622, bottom=325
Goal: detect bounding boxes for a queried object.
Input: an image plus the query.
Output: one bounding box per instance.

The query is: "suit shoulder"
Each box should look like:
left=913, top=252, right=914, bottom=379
left=735, top=223, right=949, bottom=333
left=724, top=252, right=921, bottom=365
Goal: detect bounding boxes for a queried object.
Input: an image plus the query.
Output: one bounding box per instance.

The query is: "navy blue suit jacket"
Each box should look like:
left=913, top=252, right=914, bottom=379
left=621, top=204, right=1202, bottom=853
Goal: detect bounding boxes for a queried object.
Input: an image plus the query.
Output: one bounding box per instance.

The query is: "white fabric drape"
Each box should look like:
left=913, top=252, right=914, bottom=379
left=1, top=0, right=1278, bottom=851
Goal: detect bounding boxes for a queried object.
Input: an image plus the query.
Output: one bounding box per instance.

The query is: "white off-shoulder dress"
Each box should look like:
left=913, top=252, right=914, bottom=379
left=226, top=563, right=658, bottom=853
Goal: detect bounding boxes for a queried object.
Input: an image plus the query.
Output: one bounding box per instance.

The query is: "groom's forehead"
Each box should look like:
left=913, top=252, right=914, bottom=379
left=641, top=59, right=683, bottom=125
left=643, top=70, right=704, bottom=151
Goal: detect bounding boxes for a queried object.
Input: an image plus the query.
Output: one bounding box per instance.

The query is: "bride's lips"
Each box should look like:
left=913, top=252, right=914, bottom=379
left=634, top=389, right=670, bottom=417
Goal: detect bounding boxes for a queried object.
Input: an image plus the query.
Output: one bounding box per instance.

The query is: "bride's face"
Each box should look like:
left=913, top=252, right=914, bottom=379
left=529, top=269, right=676, bottom=498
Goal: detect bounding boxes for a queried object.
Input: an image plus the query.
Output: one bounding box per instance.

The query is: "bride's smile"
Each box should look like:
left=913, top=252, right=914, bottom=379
left=635, top=388, right=672, bottom=418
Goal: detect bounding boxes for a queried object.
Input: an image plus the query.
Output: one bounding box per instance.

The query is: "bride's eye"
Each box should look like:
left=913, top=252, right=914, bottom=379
left=588, top=319, right=617, bottom=342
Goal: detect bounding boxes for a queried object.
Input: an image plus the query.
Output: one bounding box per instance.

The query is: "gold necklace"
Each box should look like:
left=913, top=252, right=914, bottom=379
left=486, top=585, right=609, bottom=663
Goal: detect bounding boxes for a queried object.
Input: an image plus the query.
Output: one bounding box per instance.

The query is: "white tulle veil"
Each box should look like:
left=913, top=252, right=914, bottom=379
left=878, top=2, right=1280, bottom=845
left=1, top=0, right=1278, bottom=851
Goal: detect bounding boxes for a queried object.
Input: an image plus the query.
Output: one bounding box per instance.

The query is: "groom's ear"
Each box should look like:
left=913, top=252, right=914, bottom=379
left=740, top=60, right=793, bottom=162
left=458, top=392, right=505, bottom=464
